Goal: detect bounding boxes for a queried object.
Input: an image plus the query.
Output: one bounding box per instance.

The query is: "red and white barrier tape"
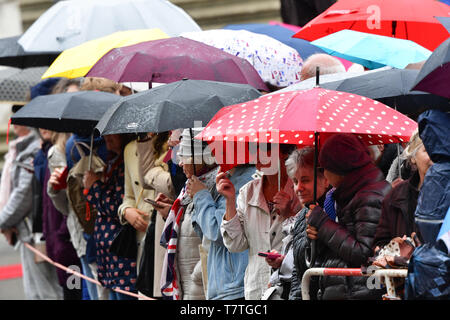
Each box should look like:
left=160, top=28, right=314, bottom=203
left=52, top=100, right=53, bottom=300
left=300, top=267, right=408, bottom=300
left=23, top=242, right=154, bottom=300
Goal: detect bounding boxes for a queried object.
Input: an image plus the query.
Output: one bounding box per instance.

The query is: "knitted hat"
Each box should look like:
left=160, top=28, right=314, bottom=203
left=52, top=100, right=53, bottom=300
left=319, top=134, right=372, bottom=176
left=177, top=127, right=215, bottom=165
left=30, top=77, right=62, bottom=99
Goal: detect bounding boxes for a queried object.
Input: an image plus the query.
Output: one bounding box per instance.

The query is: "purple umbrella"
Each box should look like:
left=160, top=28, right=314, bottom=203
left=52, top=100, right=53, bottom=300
left=411, top=37, right=450, bottom=99
left=86, top=37, right=269, bottom=91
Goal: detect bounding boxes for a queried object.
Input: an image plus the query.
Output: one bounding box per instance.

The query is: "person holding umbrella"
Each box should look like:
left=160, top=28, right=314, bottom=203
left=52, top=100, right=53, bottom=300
left=82, top=133, right=138, bottom=300
left=305, top=133, right=391, bottom=300
left=218, top=143, right=301, bottom=300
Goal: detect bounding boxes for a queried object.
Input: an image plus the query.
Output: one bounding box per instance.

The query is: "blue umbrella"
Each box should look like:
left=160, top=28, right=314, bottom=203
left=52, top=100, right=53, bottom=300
left=223, top=23, right=326, bottom=60
left=311, top=29, right=432, bottom=69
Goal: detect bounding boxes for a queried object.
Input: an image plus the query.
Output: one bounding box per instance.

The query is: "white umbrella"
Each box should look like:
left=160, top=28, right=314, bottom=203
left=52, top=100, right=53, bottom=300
left=181, top=29, right=304, bottom=88
left=19, top=0, right=201, bottom=52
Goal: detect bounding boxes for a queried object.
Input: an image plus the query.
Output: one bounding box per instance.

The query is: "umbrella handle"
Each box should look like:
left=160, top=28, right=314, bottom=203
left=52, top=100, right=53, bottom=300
left=305, top=240, right=317, bottom=269
left=88, top=133, right=94, bottom=171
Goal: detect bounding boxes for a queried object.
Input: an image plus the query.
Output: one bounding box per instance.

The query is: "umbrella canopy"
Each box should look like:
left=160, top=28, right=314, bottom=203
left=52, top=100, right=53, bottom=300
left=311, top=30, right=432, bottom=69
left=307, top=69, right=449, bottom=116
left=86, top=37, right=269, bottom=91
left=41, top=29, right=169, bottom=79
left=223, top=23, right=326, bottom=61
left=0, top=66, right=47, bottom=104
left=10, top=91, right=120, bottom=135
left=0, top=35, right=59, bottom=68
left=18, top=0, right=201, bottom=53
left=198, top=88, right=417, bottom=147
left=95, top=79, right=262, bottom=135
left=180, top=29, right=304, bottom=87
left=411, top=37, right=450, bottom=99
left=293, top=0, right=450, bottom=51
left=436, top=16, right=450, bottom=33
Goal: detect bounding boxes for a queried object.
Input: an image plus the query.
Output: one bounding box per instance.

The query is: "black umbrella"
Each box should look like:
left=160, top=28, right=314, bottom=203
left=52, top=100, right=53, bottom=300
left=0, top=66, right=47, bottom=104
left=318, top=68, right=449, bottom=117
left=11, top=90, right=121, bottom=135
left=411, top=37, right=450, bottom=100
left=95, top=79, right=262, bottom=135
left=0, top=36, right=59, bottom=68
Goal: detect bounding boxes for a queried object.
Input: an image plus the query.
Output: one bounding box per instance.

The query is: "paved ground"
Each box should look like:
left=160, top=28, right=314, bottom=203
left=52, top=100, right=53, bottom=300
left=0, top=235, right=25, bottom=300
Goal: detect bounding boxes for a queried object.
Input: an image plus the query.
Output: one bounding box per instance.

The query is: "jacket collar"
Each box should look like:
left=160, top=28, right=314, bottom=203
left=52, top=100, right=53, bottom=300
left=390, top=170, right=420, bottom=210
left=334, top=163, right=384, bottom=209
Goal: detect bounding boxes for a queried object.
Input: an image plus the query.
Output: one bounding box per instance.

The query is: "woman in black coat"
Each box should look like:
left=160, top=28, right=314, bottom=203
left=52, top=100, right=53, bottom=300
left=306, top=134, right=391, bottom=300
left=373, top=132, right=432, bottom=249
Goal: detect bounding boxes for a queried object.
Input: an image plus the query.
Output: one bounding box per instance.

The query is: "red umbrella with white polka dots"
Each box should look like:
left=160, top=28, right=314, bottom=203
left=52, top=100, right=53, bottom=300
left=198, top=87, right=417, bottom=147
left=199, top=87, right=417, bottom=269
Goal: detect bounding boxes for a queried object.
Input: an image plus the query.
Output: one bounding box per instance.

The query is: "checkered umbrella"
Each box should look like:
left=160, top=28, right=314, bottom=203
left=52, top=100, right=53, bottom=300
left=0, top=66, right=48, bottom=105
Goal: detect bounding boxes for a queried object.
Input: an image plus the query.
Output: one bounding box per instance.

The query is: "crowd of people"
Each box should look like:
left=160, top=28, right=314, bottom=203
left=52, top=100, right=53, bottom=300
left=0, top=51, right=448, bottom=301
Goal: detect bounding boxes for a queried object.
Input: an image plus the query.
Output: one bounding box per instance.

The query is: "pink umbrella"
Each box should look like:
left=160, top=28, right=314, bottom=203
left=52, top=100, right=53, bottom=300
left=86, top=37, right=269, bottom=91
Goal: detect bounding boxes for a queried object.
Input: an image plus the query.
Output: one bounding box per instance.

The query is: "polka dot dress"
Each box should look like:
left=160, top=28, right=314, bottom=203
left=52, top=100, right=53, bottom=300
left=86, top=159, right=138, bottom=292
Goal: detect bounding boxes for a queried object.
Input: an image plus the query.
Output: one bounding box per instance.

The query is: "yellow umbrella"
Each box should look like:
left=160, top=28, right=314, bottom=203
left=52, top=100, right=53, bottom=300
left=41, top=28, right=169, bottom=79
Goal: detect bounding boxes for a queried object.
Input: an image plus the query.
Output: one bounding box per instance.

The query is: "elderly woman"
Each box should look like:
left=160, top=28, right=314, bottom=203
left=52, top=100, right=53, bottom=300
left=285, top=147, right=332, bottom=300
left=156, top=127, right=217, bottom=300
left=373, top=130, right=433, bottom=249
left=218, top=143, right=300, bottom=300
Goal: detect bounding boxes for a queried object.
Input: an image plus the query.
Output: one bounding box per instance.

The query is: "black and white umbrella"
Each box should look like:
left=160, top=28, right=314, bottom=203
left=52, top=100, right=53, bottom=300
left=0, top=66, right=47, bottom=104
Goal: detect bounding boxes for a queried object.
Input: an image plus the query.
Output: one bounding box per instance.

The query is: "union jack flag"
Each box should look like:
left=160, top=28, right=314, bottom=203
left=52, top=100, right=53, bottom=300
left=160, top=189, right=186, bottom=300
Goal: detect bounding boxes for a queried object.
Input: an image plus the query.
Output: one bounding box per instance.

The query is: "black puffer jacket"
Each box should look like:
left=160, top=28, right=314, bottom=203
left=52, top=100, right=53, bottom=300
left=307, top=163, right=391, bottom=300
left=289, top=192, right=327, bottom=300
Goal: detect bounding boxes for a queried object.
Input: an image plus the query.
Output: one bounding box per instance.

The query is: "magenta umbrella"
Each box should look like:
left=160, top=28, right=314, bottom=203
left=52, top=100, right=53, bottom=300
left=86, top=37, right=269, bottom=91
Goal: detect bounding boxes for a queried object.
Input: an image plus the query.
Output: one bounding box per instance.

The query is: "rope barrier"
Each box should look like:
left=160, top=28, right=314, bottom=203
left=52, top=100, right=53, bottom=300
left=23, top=242, right=154, bottom=301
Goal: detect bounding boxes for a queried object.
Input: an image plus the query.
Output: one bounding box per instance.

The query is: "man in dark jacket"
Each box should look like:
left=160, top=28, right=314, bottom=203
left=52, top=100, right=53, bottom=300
left=306, top=134, right=391, bottom=299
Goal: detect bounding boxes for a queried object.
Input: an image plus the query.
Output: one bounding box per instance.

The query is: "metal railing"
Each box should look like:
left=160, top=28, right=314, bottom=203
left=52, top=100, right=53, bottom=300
left=301, top=267, right=408, bottom=300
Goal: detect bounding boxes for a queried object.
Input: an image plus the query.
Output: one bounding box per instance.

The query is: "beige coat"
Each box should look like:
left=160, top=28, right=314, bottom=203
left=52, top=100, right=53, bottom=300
left=221, top=177, right=300, bottom=300
left=117, top=139, right=173, bottom=298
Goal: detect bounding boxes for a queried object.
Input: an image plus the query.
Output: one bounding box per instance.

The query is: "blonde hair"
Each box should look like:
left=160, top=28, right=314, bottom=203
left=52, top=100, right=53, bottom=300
left=50, top=131, right=71, bottom=154
left=402, top=129, right=423, bottom=163
left=80, top=77, right=122, bottom=94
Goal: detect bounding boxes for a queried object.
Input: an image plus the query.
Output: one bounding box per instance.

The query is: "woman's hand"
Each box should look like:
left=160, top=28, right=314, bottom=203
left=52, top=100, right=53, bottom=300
left=124, top=207, right=149, bottom=232
left=153, top=193, right=174, bottom=220
left=265, top=250, right=284, bottom=269
left=216, top=172, right=236, bottom=201
left=272, top=190, right=293, bottom=218
left=49, top=167, right=64, bottom=189
left=216, top=172, right=237, bottom=221
left=82, top=170, right=101, bottom=190
left=186, top=176, right=207, bottom=198
left=305, top=204, right=319, bottom=240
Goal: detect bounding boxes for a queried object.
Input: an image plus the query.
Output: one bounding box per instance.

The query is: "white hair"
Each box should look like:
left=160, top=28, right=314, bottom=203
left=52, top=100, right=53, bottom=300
left=300, top=53, right=346, bottom=81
